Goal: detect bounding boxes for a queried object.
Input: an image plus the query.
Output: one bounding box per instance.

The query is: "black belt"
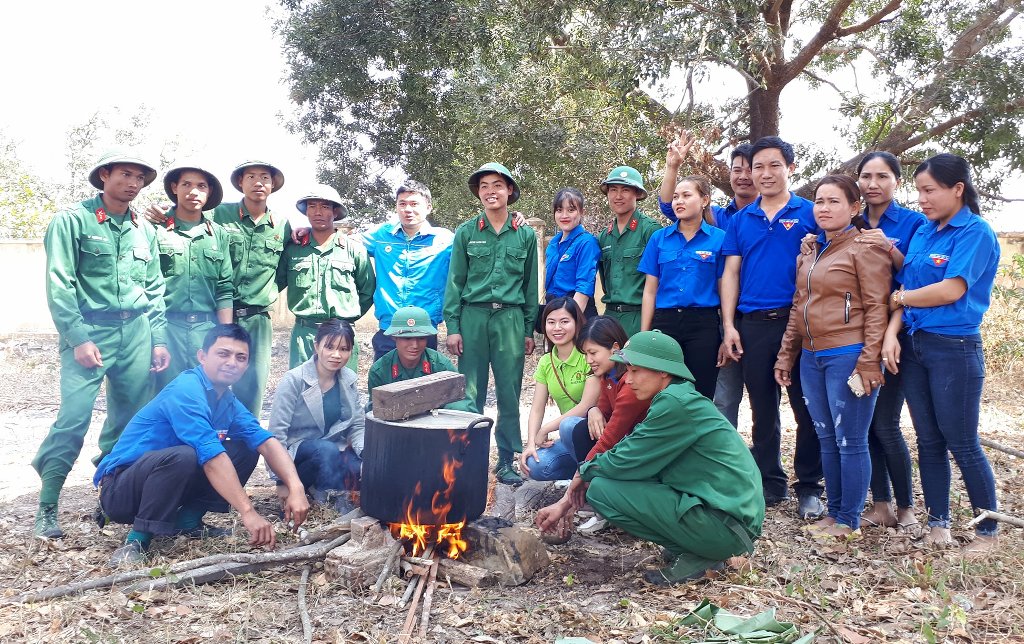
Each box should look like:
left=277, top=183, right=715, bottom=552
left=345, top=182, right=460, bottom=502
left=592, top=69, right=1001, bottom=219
left=655, top=306, right=719, bottom=314
left=745, top=307, right=790, bottom=321
left=606, top=304, right=641, bottom=312
left=166, top=311, right=216, bottom=323
left=233, top=304, right=270, bottom=318
left=83, top=310, right=142, bottom=323
left=466, top=302, right=514, bottom=310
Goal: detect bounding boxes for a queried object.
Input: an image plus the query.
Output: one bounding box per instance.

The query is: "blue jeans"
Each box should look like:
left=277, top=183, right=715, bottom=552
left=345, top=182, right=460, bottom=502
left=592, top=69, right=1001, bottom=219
left=293, top=439, right=362, bottom=492
left=900, top=331, right=997, bottom=535
left=526, top=417, right=595, bottom=481
left=713, top=359, right=744, bottom=428
left=799, top=351, right=877, bottom=529
left=867, top=367, right=915, bottom=508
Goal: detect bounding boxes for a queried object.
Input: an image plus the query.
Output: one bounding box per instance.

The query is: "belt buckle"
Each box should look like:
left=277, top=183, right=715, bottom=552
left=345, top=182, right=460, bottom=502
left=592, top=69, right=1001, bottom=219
left=236, top=307, right=248, bottom=317
left=765, top=310, right=779, bottom=320
left=491, top=302, right=502, bottom=310
left=185, top=313, right=199, bottom=323
left=118, top=310, right=131, bottom=320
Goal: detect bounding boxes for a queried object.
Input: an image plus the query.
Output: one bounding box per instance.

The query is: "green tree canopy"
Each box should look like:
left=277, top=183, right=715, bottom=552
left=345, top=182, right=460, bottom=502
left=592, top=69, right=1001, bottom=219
left=277, top=0, right=1024, bottom=226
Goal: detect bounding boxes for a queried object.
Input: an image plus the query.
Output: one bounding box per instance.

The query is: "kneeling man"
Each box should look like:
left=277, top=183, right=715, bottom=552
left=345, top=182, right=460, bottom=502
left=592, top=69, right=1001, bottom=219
left=542, top=331, right=764, bottom=584
left=94, top=324, right=309, bottom=566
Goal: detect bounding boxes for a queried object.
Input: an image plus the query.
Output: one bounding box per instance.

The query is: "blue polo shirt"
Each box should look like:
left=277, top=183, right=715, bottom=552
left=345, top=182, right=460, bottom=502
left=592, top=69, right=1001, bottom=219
left=544, top=225, right=601, bottom=298
left=896, top=207, right=999, bottom=336
left=94, top=367, right=273, bottom=485
left=722, top=193, right=817, bottom=313
left=658, top=197, right=738, bottom=231
left=863, top=200, right=927, bottom=256
left=361, top=221, right=454, bottom=328
left=638, top=221, right=725, bottom=308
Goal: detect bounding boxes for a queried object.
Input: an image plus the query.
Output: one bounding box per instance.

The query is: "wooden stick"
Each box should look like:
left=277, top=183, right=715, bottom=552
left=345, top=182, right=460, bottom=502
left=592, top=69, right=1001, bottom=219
left=402, top=555, right=435, bottom=566
left=371, top=540, right=405, bottom=599
left=418, top=560, right=440, bottom=638
left=398, top=546, right=434, bottom=643
left=966, top=509, right=1024, bottom=529
left=980, top=438, right=1024, bottom=459
left=398, top=576, right=418, bottom=608
left=5, top=533, right=351, bottom=604
left=298, top=565, right=313, bottom=644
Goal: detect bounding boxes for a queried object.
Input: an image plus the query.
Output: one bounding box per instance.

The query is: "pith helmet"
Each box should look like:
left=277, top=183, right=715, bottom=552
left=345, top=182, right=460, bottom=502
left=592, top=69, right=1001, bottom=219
left=468, top=162, right=521, bottom=205
left=384, top=306, right=438, bottom=337
left=600, top=165, right=648, bottom=200
left=163, top=163, right=224, bottom=211
left=610, top=330, right=694, bottom=381
left=88, top=148, right=158, bottom=191
left=296, top=184, right=348, bottom=220
left=230, top=160, right=285, bottom=193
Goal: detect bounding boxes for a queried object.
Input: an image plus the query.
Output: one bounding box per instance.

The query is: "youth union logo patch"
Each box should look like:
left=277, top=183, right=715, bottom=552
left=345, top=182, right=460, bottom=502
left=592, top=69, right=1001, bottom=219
left=930, top=253, right=950, bottom=267
left=695, top=250, right=713, bottom=260
left=779, top=218, right=799, bottom=230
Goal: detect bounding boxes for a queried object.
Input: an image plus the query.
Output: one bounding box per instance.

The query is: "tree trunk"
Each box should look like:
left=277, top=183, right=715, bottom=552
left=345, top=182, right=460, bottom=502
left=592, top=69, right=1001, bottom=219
left=748, top=87, right=782, bottom=141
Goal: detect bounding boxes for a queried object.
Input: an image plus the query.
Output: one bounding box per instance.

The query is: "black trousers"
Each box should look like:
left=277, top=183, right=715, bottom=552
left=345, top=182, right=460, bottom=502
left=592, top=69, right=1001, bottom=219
left=99, top=440, right=259, bottom=535
left=651, top=307, right=721, bottom=400
left=372, top=329, right=438, bottom=362
left=738, top=314, right=823, bottom=498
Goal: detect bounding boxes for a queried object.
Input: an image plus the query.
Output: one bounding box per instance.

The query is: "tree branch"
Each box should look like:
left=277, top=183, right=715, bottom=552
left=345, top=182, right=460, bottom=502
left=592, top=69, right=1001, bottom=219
left=779, top=0, right=856, bottom=83
left=801, top=69, right=846, bottom=97
left=835, top=0, right=904, bottom=37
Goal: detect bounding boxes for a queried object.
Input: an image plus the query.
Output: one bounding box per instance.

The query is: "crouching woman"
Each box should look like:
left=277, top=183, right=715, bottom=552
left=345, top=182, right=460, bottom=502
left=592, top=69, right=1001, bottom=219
left=559, top=331, right=764, bottom=585
left=269, top=319, right=364, bottom=512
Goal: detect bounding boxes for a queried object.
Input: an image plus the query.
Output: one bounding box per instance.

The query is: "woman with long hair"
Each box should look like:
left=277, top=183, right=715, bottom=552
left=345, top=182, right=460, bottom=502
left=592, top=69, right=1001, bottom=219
left=536, top=188, right=601, bottom=333
left=882, top=153, right=1000, bottom=553
left=775, top=175, right=893, bottom=537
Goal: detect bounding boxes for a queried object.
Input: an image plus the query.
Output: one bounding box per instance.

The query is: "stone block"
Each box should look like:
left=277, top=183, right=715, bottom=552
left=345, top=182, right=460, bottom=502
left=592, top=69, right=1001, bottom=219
left=325, top=516, right=394, bottom=587
left=460, top=516, right=549, bottom=586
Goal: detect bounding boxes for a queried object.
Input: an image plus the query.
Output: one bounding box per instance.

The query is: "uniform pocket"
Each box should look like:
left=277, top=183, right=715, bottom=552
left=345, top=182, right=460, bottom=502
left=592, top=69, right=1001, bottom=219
left=227, top=232, right=245, bottom=264
left=79, top=238, right=114, bottom=278
left=504, top=246, right=528, bottom=279
left=199, top=248, right=225, bottom=278
left=130, top=246, right=151, bottom=282
left=331, top=258, right=356, bottom=291
left=255, top=237, right=284, bottom=270
left=158, top=243, right=184, bottom=277
left=466, top=245, right=492, bottom=280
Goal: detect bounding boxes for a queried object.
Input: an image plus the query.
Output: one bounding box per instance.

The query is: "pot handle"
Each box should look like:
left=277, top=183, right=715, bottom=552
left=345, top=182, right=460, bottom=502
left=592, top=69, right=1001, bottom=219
left=466, top=417, right=494, bottom=433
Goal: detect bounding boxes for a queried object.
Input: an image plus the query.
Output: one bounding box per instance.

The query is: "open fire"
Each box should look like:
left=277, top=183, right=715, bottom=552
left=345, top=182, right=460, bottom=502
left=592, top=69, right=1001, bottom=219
left=388, top=430, right=470, bottom=559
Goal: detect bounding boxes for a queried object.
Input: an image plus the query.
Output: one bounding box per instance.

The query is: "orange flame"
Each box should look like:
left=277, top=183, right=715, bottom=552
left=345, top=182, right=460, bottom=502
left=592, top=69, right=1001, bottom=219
left=388, top=430, right=471, bottom=559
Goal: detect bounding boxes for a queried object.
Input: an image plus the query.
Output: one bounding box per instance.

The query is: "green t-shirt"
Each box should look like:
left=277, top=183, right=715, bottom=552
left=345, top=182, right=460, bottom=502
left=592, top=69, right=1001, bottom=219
left=533, top=347, right=589, bottom=413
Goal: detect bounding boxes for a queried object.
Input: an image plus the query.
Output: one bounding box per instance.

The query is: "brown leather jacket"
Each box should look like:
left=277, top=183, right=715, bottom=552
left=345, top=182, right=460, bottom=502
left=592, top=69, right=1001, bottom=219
left=775, top=227, right=893, bottom=383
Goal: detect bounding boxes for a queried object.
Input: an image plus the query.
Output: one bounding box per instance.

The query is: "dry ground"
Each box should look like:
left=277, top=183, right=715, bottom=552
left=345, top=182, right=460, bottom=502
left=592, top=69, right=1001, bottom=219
left=0, top=321, right=1022, bottom=643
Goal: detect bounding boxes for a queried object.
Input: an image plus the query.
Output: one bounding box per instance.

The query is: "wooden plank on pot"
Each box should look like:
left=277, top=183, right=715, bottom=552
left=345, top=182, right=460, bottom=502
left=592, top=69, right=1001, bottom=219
left=372, top=371, right=467, bottom=421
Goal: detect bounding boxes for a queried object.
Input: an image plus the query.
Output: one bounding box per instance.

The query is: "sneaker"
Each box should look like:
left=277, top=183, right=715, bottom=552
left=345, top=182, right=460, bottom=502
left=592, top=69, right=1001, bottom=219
left=109, top=541, right=147, bottom=567
left=33, top=503, right=64, bottom=539
left=797, top=494, right=826, bottom=520
left=578, top=515, right=608, bottom=535
left=644, top=559, right=725, bottom=586
left=494, top=462, right=524, bottom=486
left=174, top=522, right=232, bottom=539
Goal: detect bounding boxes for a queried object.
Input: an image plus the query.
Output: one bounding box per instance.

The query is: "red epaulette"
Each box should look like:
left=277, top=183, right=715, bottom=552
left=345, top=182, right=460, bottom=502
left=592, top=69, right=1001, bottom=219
left=478, top=217, right=486, bottom=231
left=165, top=217, right=176, bottom=231
left=391, top=364, right=399, bottom=378
left=422, top=360, right=432, bottom=374
left=629, top=217, right=637, bottom=231
left=95, top=208, right=108, bottom=224
left=511, top=218, right=520, bottom=230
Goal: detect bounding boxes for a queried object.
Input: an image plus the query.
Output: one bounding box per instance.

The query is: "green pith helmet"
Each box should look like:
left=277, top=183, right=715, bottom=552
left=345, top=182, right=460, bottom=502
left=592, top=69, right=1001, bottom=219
left=230, top=160, right=285, bottom=193
left=600, top=165, right=648, bottom=200
left=296, top=184, right=348, bottom=220
left=384, top=306, right=438, bottom=337
left=610, top=330, right=694, bottom=380
left=163, top=163, right=224, bottom=211
left=468, top=162, right=521, bottom=205
left=88, top=149, right=158, bottom=190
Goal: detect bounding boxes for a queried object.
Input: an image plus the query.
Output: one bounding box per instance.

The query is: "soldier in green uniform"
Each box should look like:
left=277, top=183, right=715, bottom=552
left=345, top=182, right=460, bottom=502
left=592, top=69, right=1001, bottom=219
left=35, top=149, right=170, bottom=538
left=277, top=184, right=375, bottom=369
left=153, top=163, right=233, bottom=390
left=539, top=331, right=764, bottom=585
left=597, top=166, right=662, bottom=337
left=366, top=306, right=474, bottom=411
left=444, top=163, right=539, bottom=485
left=148, top=160, right=289, bottom=416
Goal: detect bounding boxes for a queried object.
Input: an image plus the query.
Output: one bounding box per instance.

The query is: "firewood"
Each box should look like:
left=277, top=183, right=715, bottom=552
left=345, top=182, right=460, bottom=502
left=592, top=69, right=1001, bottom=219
left=371, top=540, right=405, bottom=599
left=980, top=437, right=1024, bottom=459
left=966, top=509, right=1024, bottom=529
left=298, top=565, right=313, bottom=644
left=371, top=372, right=466, bottom=420
left=418, top=560, right=440, bottom=638
left=437, top=557, right=494, bottom=588
left=398, top=546, right=434, bottom=642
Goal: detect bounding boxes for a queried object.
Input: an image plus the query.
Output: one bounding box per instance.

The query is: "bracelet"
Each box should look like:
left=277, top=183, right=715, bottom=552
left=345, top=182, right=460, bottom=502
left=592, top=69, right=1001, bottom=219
left=888, top=240, right=896, bottom=255
left=899, top=290, right=907, bottom=307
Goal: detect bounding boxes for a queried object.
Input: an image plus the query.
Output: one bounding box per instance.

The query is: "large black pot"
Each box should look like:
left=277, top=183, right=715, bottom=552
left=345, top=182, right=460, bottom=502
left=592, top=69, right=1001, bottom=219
left=360, top=410, right=494, bottom=525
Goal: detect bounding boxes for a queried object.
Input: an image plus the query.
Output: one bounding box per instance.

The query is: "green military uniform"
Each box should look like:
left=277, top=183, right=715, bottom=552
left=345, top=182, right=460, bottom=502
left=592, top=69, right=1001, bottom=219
left=210, top=201, right=289, bottom=415
left=36, top=193, right=167, bottom=507
left=443, top=212, right=538, bottom=458
left=367, top=347, right=475, bottom=412
left=579, top=332, right=764, bottom=583
left=277, top=232, right=375, bottom=368
left=596, top=208, right=661, bottom=337
left=153, top=211, right=233, bottom=389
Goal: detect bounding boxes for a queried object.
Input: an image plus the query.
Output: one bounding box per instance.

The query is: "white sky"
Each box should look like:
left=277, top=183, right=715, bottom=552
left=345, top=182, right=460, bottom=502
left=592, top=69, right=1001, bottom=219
left=2, top=1, right=1019, bottom=230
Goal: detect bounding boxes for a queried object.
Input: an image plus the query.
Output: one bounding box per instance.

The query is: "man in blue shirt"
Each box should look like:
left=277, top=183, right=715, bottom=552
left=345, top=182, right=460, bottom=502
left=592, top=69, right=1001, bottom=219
left=94, top=324, right=309, bottom=566
left=361, top=180, right=455, bottom=361
left=720, top=136, right=824, bottom=520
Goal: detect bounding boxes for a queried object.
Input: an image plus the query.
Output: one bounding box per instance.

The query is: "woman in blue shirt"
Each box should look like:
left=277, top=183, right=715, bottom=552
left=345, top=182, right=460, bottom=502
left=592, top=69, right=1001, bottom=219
left=639, top=175, right=724, bottom=399
left=536, top=188, right=601, bottom=333
left=857, top=151, right=927, bottom=531
left=882, top=154, right=1000, bottom=554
